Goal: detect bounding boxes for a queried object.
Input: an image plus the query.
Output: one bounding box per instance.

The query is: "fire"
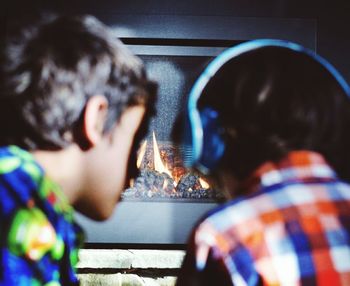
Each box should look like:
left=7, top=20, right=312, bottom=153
left=137, top=140, right=148, bottom=168
left=152, top=132, right=172, bottom=177
left=199, top=178, right=210, bottom=189
left=134, top=131, right=210, bottom=190
left=136, top=131, right=173, bottom=178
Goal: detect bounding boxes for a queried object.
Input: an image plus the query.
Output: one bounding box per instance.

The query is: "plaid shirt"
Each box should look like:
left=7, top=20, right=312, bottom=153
left=176, top=151, right=350, bottom=286
left=0, top=146, right=83, bottom=285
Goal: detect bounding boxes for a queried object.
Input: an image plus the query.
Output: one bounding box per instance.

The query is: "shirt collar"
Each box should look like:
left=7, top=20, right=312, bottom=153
left=244, top=151, right=338, bottom=193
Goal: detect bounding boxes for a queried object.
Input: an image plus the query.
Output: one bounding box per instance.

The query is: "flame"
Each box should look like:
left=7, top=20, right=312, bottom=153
left=199, top=178, right=210, bottom=189
left=163, top=180, right=168, bottom=189
left=152, top=132, right=172, bottom=177
left=133, top=131, right=211, bottom=191
left=137, top=140, right=148, bottom=168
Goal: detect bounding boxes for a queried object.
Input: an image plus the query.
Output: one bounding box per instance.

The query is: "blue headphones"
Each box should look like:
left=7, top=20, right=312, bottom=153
left=181, top=39, right=350, bottom=174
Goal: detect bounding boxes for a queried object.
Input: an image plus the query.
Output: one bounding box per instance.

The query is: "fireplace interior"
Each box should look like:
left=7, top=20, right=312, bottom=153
left=122, top=54, right=225, bottom=203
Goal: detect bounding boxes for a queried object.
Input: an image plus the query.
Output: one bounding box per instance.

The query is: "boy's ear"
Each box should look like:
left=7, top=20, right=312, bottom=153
left=83, top=95, right=109, bottom=147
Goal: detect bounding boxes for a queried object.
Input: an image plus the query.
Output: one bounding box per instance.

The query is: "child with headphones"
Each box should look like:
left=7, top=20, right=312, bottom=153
left=176, top=40, right=350, bottom=285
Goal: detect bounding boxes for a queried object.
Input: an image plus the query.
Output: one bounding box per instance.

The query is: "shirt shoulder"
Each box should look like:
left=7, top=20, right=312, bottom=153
left=199, top=182, right=349, bottom=236
left=0, top=146, right=83, bottom=285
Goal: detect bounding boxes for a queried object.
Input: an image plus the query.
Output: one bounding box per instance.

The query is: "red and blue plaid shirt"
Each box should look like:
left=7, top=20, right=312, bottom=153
left=177, top=151, right=350, bottom=286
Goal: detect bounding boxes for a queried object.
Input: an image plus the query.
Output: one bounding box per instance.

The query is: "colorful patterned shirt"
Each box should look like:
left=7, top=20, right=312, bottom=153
left=176, top=151, right=350, bottom=286
left=0, top=146, right=84, bottom=286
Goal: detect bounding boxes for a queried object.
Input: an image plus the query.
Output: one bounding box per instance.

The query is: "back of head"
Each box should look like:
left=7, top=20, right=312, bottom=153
left=0, top=14, right=154, bottom=150
left=183, top=40, right=350, bottom=182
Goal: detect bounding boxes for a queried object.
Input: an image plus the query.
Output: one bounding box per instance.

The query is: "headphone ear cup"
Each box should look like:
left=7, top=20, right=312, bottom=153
left=198, top=108, right=226, bottom=171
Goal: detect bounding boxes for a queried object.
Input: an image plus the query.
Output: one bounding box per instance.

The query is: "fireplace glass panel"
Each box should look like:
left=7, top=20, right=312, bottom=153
left=122, top=55, right=224, bottom=202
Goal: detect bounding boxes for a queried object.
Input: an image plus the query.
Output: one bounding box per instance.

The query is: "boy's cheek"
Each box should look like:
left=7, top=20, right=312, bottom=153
left=124, top=135, right=141, bottom=188
left=119, top=106, right=149, bottom=188
left=78, top=107, right=146, bottom=220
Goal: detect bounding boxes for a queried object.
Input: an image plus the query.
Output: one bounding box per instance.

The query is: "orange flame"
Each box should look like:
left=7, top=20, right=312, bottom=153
left=152, top=132, right=172, bottom=177
left=199, top=178, right=210, bottom=189
left=137, top=140, right=148, bottom=168
left=134, top=131, right=210, bottom=190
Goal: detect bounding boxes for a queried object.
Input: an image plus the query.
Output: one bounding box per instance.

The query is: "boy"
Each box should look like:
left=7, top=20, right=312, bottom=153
left=176, top=40, right=350, bottom=285
left=0, top=14, right=156, bottom=285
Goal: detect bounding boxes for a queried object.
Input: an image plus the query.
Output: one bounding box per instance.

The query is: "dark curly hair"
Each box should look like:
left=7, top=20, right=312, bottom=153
left=0, top=14, right=156, bottom=150
left=198, top=46, right=350, bottom=182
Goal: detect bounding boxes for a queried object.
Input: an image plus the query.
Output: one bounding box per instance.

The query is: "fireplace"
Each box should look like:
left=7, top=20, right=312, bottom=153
left=75, top=15, right=316, bottom=245
left=122, top=53, right=226, bottom=203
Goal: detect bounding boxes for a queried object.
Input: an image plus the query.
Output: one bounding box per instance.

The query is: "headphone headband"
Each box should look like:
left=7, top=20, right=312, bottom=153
left=183, top=39, right=350, bottom=174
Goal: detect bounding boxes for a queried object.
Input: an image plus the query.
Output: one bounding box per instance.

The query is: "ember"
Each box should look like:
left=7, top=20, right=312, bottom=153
left=122, top=132, right=224, bottom=201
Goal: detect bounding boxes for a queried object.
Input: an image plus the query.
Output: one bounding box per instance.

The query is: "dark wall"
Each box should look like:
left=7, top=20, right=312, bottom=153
left=4, top=0, right=347, bottom=18
left=2, top=0, right=350, bottom=81
left=318, top=19, right=350, bottom=82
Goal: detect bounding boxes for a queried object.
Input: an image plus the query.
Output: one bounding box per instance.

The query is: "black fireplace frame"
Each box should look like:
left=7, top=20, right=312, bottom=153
left=75, top=15, right=316, bottom=245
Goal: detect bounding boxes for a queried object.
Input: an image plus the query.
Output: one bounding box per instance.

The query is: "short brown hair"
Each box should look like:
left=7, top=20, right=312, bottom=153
left=0, top=14, right=156, bottom=150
